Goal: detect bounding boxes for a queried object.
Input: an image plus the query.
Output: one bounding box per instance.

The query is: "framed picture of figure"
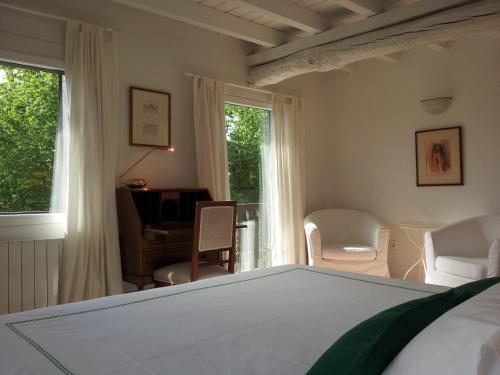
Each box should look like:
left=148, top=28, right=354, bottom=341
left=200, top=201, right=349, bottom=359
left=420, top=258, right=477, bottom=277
left=130, top=86, right=171, bottom=148
left=415, top=126, right=463, bottom=186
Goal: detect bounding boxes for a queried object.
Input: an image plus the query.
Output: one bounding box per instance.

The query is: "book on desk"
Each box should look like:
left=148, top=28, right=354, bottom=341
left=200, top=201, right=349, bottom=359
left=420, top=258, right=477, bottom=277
left=116, top=187, right=212, bottom=290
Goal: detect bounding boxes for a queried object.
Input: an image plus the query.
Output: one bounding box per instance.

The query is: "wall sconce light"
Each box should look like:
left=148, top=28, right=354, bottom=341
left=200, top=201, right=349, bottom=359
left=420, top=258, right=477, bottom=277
left=420, top=97, right=453, bottom=115
left=119, top=146, right=175, bottom=188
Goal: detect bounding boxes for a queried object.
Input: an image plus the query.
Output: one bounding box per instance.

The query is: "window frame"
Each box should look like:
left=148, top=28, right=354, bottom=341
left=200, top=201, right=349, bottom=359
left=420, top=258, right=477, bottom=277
left=0, top=59, right=66, bottom=240
left=226, top=85, right=272, bottom=111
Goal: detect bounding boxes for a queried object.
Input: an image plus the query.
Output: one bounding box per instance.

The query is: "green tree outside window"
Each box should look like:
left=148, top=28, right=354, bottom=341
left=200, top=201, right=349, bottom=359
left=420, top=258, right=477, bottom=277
left=0, top=63, right=60, bottom=213
left=225, top=103, right=269, bottom=204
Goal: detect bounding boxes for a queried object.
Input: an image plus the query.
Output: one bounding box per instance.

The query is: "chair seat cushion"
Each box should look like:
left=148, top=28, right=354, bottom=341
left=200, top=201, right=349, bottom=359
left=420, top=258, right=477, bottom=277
left=322, top=244, right=376, bottom=262
left=435, top=256, right=488, bottom=280
left=153, top=261, right=229, bottom=285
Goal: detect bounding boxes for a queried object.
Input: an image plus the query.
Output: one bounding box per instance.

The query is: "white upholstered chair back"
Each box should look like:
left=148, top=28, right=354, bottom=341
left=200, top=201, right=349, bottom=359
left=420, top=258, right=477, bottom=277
left=305, top=209, right=383, bottom=249
left=304, top=208, right=390, bottom=277
left=425, top=214, right=500, bottom=286
left=198, top=205, right=236, bottom=252
left=425, top=214, right=500, bottom=273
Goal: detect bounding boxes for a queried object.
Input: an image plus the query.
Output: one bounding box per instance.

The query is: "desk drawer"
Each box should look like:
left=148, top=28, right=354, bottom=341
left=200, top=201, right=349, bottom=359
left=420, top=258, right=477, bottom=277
left=144, top=234, right=192, bottom=249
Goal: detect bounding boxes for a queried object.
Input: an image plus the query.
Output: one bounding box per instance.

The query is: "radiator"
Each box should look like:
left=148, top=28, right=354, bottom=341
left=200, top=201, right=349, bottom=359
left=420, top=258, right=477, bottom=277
left=0, top=239, right=62, bottom=314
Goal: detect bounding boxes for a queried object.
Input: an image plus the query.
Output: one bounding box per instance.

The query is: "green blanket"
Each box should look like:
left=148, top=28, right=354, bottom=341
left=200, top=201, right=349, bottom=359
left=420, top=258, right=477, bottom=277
left=308, top=277, right=500, bottom=375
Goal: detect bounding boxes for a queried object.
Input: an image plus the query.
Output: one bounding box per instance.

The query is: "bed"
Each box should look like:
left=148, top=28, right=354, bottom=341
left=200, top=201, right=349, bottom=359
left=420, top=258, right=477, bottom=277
left=0, top=265, right=498, bottom=375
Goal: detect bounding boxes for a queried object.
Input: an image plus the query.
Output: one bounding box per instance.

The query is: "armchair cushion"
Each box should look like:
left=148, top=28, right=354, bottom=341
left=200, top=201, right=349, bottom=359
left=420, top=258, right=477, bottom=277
left=487, top=239, right=500, bottom=278
left=322, top=244, right=376, bottom=262
left=435, top=256, right=488, bottom=280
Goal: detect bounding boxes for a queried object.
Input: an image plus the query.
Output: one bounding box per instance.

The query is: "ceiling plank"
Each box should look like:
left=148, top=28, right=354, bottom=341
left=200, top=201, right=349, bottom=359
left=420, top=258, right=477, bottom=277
left=109, top=0, right=286, bottom=47
left=246, top=0, right=474, bottom=66
left=228, top=0, right=331, bottom=33
left=333, top=0, right=382, bottom=17
left=248, top=0, right=500, bottom=86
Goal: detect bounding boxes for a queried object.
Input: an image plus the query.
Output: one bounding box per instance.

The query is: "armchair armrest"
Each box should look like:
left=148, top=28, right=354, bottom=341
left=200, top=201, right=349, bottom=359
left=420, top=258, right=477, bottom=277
left=487, top=239, right=500, bottom=278
left=424, top=231, right=437, bottom=270
left=375, top=228, right=390, bottom=262
left=304, top=222, right=322, bottom=262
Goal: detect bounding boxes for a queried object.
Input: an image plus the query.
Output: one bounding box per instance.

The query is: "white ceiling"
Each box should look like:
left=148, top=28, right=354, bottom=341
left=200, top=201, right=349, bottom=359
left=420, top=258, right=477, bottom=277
left=109, top=0, right=481, bottom=71
left=191, top=0, right=417, bottom=36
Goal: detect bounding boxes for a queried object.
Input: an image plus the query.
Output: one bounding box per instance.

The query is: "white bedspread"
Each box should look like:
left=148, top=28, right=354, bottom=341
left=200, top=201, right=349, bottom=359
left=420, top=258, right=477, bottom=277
left=0, top=265, right=446, bottom=375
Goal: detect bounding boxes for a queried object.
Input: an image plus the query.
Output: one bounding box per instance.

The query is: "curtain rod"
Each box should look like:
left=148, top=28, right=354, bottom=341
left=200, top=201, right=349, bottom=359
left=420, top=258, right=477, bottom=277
left=0, top=2, right=122, bottom=34
left=184, top=72, right=305, bottom=100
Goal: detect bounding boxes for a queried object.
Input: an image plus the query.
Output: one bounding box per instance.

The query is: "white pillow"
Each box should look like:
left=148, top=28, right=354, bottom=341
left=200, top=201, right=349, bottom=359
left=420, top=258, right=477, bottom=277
left=487, top=239, right=500, bottom=278
left=383, top=283, right=500, bottom=375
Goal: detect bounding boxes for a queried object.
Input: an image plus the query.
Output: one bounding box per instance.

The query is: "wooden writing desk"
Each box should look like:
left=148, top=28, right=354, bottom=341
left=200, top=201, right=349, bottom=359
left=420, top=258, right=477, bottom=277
left=116, top=188, right=212, bottom=290
left=116, top=188, right=247, bottom=289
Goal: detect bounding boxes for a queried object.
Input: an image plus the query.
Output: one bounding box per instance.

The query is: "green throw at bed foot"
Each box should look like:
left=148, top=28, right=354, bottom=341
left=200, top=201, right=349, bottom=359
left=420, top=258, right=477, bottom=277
left=307, top=277, right=500, bottom=375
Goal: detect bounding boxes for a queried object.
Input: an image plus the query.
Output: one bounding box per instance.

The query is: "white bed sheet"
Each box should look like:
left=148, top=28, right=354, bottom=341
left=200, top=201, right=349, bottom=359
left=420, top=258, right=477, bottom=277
left=0, top=265, right=447, bottom=375
left=385, top=283, right=500, bottom=375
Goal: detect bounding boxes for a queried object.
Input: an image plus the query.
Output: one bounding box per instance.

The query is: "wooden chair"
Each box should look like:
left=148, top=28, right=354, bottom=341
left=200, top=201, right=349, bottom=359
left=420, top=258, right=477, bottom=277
left=153, top=201, right=237, bottom=286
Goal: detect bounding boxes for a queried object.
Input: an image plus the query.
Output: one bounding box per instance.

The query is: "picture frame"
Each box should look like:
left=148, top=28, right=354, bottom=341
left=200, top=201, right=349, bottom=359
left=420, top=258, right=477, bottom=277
left=130, top=86, right=171, bottom=148
left=415, top=126, right=463, bottom=186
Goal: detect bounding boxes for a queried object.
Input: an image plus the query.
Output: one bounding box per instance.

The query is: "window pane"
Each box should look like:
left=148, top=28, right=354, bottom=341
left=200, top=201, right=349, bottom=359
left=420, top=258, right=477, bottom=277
left=225, top=103, right=268, bottom=204
left=0, top=62, right=61, bottom=213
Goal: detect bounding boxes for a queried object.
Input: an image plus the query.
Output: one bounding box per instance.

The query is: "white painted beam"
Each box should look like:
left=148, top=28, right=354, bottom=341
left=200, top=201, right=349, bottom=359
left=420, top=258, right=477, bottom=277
left=109, top=0, right=286, bottom=47
left=246, top=0, right=473, bottom=66
left=229, top=0, right=331, bottom=33
left=427, top=41, right=452, bottom=51
left=333, top=0, right=383, bottom=17
left=339, top=62, right=358, bottom=72
left=248, top=0, right=500, bottom=86
left=485, top=29, right=500, bottom=37
left=376, top=52, right=402, bottom=62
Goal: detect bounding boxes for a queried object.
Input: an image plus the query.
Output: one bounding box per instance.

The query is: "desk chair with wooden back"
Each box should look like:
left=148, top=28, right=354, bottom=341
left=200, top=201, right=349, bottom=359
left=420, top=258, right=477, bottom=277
left=153, top=201, right=237, bottom=286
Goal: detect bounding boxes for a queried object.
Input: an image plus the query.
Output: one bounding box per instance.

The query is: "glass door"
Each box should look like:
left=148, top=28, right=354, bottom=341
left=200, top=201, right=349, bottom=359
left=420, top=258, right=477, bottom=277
left=225, top=103, right=270, bottom=271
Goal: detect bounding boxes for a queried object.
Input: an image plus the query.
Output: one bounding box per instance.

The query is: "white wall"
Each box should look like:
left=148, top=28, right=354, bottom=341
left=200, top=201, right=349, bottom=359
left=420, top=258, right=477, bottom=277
left=0, top=0, right=251, bottom=191
left=319, top=35, right=500, bottom=279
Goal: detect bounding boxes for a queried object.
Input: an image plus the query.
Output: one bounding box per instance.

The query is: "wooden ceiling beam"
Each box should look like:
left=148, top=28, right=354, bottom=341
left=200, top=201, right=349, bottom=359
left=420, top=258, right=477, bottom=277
left=248, top=0, right=500, bottom=86
left=427, top=41, right=452, bottom=51
left=246, top=0, right=474, bottom=66
left=228, top=0, right=331, bottom=33
left=375, top=52, right=402, bottom=62
left=109, top=0, right=286, bottom=47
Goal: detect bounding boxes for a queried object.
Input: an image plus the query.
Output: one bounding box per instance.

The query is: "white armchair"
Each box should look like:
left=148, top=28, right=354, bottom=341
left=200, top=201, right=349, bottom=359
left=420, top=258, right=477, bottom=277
left=304, top=209, right=390, bottom=277
left=425, top=214, right=500, bottom=287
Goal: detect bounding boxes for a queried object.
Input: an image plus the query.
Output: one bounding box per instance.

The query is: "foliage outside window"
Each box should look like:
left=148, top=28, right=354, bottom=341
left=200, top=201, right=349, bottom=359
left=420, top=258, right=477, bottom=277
left=0, top=62, right=61, bottom=213
left=225, top=103, right=269, bottom=204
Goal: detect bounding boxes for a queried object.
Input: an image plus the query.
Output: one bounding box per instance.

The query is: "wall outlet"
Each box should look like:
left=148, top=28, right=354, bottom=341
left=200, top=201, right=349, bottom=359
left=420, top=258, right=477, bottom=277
left=390, top=240, right=397, bottom=249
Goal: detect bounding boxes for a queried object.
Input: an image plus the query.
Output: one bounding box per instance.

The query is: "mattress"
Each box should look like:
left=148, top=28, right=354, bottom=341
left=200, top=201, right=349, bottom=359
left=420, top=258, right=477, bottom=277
left=0, top=265, right=447, bottom=375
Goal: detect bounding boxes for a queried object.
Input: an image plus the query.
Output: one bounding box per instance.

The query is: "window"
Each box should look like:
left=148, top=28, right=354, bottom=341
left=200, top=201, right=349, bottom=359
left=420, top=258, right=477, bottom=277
left=0, top=61, right=63, bottom=214
left=225, top=102, right=271, bottom=271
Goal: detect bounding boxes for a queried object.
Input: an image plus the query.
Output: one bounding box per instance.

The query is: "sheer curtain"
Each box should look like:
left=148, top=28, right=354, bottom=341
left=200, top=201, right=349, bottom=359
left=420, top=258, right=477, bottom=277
left=262, top=94, right=306, bottom=266
left=193, top=76, right=230, bottom=200
left=50, top=76, right=68, bottom=216
left=60, top=21, right=123, bottom=303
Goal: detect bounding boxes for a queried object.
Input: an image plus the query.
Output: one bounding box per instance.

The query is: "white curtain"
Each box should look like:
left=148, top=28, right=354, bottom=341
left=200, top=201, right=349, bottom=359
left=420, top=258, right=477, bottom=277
left=263, top=94, right=306, bottom=266
left=60, top=21, right=123, bottom=303
left=50, top=76, right=68, bottom=215
left=193, top=76, right=230, bottom=201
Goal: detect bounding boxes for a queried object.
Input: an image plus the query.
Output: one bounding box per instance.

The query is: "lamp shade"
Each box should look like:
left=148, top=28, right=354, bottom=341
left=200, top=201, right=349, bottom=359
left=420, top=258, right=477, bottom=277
left=420, top=97, right=453, bottom=114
